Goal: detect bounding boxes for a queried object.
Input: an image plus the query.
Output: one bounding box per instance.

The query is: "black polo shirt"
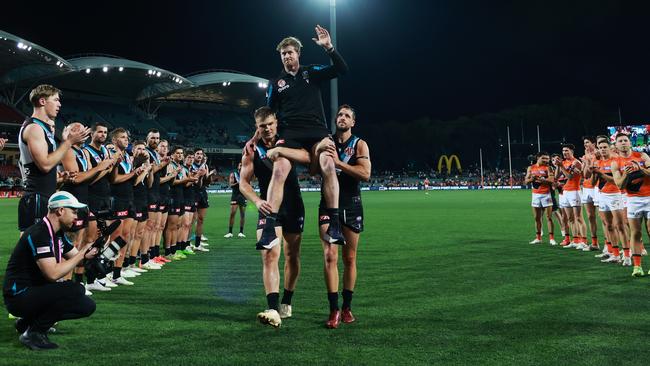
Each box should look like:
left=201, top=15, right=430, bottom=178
left=3, top=217, right=74, bottom=297
left=267, top=49, right=348, bottom=132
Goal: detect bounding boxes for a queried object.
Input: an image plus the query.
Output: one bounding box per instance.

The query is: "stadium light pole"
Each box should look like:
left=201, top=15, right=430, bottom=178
left=507, top=126, right=513, bottom=189
left=329, top=0, right=338, bottom=134
left=478, top=148, right=485, bottom=189
left=537, top=125, right=541, bottom=152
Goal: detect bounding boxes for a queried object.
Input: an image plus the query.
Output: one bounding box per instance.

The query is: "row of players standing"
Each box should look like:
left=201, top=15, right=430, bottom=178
left=3, top=83, right=217, bottom=349
left=526, top=133, right=650, bottom=277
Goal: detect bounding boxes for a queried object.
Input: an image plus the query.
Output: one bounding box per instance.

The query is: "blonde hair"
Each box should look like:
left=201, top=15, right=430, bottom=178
left=29, top=84, right=61, bottom=107
left=276, top=37, right=302, bottom=53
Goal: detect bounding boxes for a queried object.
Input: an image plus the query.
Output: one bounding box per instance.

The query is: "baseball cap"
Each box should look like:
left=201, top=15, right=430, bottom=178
left=47, top=191, right=87, bottom=209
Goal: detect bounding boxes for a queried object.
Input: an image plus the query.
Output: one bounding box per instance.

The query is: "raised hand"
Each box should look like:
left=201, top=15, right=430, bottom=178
left=312, top=24, right=333, bottom=49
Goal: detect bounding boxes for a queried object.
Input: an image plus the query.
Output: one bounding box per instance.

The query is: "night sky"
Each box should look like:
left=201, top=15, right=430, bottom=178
left=2, top=0, right=649, bottom=125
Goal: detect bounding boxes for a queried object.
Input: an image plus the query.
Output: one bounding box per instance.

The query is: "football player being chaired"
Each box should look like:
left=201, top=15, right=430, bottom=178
left=239, top=107, right=306, bottom=328
left=611, top=132, right=650, bottom=275
left=225, top=163, right=246, bottom=238
left=316, top=104, right=370, bottom=329
left=258, top=25, right=349, bottom=250
left=524, top=152, right=556, bottom=245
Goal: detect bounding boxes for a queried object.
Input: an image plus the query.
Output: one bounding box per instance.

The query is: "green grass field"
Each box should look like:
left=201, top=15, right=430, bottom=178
left=0, top=190, right=649, bottom=365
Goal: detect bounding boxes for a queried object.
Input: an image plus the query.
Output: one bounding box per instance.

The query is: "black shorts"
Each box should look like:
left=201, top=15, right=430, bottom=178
left=276, top=126, right=331, bottom=151
left=133, top=200, right=149, bottom=222
left=111, top=198, right=135, bottom=220
left=257, top=195, right=305, bottom=234
left=88, top=196, right=112, bottom=221
left=319, top=196, right=364, bottom=233
left=168, top=198, right=185, bottom=216
left=197, top=190, right=209, bottom=209
left=230, top=193, right=247, bottom=207
left=184, top=201, right=197, bottom=213
left=147, top=192, right=160, bottom=212
left=158, top=197, right=170, bottom=214
left=18, top=192, right=49, bottom=231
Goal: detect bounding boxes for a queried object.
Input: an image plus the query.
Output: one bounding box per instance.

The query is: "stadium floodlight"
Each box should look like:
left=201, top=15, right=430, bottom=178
left=17, top=42, right=24, bottom=49
left=222, top=82, right=227, bottom=86
left=147, top=70, right=153, bottom=75
left=85, top=68, right=91, bottom=74
left=156, top=71, right=161, bottom=77
left=27, top=46, right=32, bottom=51
left=119, top=67, right=124, bottom=72
left=102, top=66, right=108, bottom=72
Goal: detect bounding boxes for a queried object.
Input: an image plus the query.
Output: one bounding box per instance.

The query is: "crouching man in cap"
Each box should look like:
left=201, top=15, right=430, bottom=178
left=3, top=191, right=98, bottom=350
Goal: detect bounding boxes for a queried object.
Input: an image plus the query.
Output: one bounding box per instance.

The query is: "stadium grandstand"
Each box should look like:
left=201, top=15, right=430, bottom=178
left=0, top=29, right=270, bottom=192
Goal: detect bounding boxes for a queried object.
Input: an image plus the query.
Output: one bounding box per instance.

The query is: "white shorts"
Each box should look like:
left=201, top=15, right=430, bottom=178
left=598, top=193, right=623, bottom=212
left=582, top=187, right=597, bottom=205
left=560, top=190, right=581, bottom=208
left=626, top=196, right=650, bottom=219
left=531, top=193, right=553, bottom=208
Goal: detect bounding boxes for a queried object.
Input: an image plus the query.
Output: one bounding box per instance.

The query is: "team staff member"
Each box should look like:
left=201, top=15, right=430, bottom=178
left=18, top=84, right=90, bottom=233
left=317, top=105, right=370, bottom=329
left=240, top=107, right=306, bottom=328
left=3, top=191, right=98, bottom=350
left=258, top=25, right=349, bottom=249
left=225, top=163, right=246, bottom=238
left=525, top=152, right=556, bottom=245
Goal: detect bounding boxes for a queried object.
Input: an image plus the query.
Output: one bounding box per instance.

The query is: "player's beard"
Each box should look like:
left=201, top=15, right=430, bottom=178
left=336, top=126, right=350, bottom=133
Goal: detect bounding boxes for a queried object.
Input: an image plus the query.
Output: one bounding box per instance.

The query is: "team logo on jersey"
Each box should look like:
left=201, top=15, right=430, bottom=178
left=320, top=215, right=330, bottom=221
left=356, top=216, right=362, bottom=222
left=258, top=218, right=266, bottom=226
left=344, top=147, right=355, bottom=157
left=276, top=139, right=285, bottom=146
left=277, top=79, right=286, bottom=88
left=302, top=70, right=310, bottom=83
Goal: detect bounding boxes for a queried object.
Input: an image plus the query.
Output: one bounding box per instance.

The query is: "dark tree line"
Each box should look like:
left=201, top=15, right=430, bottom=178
left=356, top=97, right=614, bottom=172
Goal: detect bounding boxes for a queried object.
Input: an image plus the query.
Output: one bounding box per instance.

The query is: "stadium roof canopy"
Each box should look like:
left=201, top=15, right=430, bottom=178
left=45, top=55, right=193, bottom=102
left=152, top=70, right=269, bottom=109
left=0, top=30, right=72, bottom=87
left=0, top=29, right=268, bottom=109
